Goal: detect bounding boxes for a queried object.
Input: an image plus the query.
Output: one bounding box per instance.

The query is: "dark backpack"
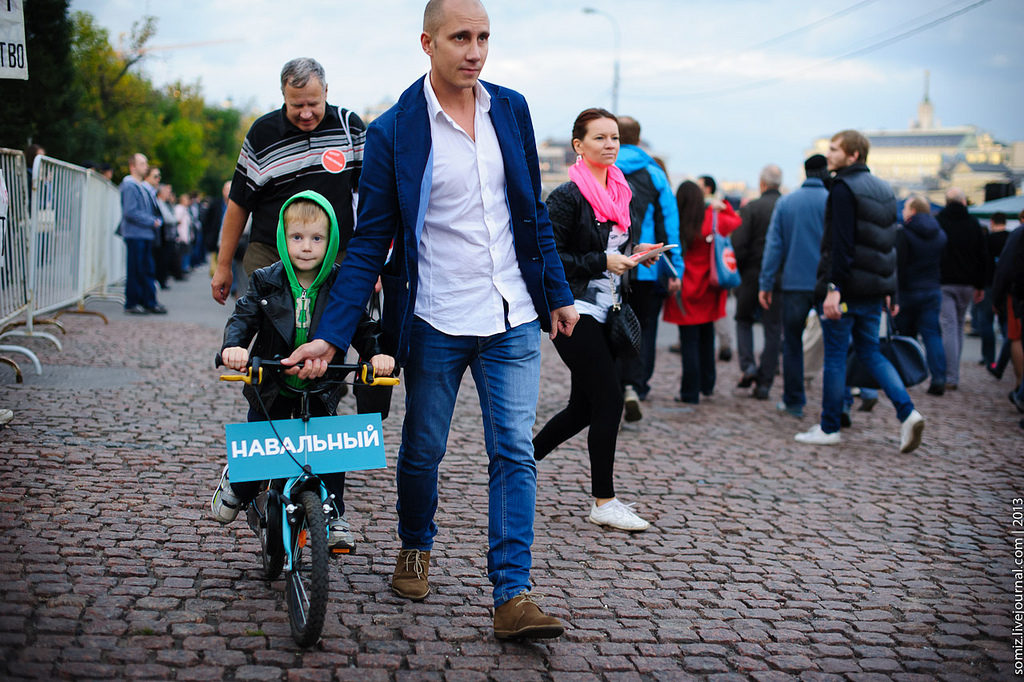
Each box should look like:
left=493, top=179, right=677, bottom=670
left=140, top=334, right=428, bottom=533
left=624, top=166, right=666, bottom=245
left=624, top=166, right=669, bottom=286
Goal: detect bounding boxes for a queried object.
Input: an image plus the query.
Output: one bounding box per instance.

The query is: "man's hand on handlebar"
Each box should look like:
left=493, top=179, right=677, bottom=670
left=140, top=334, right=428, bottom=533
left=281, top=339, right=338, bottom=379
left=221, top=346, right=249, bottom=371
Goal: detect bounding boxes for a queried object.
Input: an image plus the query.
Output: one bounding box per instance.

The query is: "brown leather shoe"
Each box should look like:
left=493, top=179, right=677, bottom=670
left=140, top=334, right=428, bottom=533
left=392, top=549, right=430, bottom=600
left=493, top=592, right=564, bottom=640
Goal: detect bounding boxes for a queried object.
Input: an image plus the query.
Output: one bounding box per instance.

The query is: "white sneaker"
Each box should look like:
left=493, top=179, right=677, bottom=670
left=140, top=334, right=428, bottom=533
left=623, top=386, right=642, bottom=422
left=899, top=409, right=925, bottom=454
left=588, top=498, right=650, bottom=531
left=0, top=408, right=12, bottom=427
left=328, top=515, right=356, bottom=550
left=794, top=424, right=841, bottom=445
left=210, top=465, right=241, bottom=523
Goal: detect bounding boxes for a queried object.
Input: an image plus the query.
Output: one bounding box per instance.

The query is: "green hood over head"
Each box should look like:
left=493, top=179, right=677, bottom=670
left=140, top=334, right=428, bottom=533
left=276, top=189, right=340, bottom=295
left=276, top=190, right=340, bottom=391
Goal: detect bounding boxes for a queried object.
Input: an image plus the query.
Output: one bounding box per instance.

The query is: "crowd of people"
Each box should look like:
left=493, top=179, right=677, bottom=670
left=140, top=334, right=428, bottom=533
left=101, top=0, right=1024, bottom=643
left=117, top=154, right=223, bottom=314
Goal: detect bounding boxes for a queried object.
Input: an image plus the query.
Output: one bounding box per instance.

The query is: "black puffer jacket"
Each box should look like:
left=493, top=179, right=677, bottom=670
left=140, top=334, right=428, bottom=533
left=936, top=202, right=988, bottom=288
left=545, top=181, right=638, bottom=301
left=222, top=261, right=384, bottom=415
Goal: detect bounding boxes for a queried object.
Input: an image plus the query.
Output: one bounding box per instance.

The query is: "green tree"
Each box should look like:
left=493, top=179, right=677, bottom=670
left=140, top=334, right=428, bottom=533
left=152, top=82, right=208, bottom=191
left=69, top=12, right=161, bottom=177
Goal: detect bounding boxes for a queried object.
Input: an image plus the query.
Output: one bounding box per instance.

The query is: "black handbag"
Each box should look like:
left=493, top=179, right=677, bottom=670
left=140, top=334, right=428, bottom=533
left=846, top=310, right=929, bottom=389
left=605, top=279, right=642, bottom=357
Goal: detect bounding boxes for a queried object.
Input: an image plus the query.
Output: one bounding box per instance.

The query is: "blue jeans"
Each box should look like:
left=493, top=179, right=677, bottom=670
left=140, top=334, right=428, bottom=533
left=820, top=299, right=914, bottom=434
left=399, top=316, right=541, bottom=607
left=781, top=291, right=815, bottom=409
left=124, top=238, right=157, bottom=309
left=895, top=288, right=946, bottom=387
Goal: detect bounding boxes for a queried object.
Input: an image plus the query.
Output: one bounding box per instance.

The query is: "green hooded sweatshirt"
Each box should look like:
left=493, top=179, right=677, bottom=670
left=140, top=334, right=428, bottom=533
left=276, top=190, right=340, bottom=392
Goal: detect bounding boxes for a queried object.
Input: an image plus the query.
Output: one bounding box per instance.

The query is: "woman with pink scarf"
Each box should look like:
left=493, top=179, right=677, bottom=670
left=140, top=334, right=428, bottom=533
left=533, top=109, right=662, bottom=532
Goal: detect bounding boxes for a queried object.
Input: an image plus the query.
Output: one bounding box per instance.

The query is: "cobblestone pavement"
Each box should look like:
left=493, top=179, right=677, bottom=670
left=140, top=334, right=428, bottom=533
left=0, top=272, right=1020, bottom=681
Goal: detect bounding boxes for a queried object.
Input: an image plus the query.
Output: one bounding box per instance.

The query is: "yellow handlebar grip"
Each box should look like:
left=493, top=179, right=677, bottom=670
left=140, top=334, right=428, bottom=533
left=219, top=368, right=256, bottom=385
left=371, top=377, right=400, bottom=386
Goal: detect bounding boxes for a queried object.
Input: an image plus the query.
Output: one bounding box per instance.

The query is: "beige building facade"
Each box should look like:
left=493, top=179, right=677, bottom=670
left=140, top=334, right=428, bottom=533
left=808, top=81, right=1021, bottom=205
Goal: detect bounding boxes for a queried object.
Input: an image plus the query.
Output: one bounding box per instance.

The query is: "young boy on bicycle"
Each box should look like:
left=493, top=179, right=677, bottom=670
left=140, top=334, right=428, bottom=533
left=211, top=189, right=394, bottom=550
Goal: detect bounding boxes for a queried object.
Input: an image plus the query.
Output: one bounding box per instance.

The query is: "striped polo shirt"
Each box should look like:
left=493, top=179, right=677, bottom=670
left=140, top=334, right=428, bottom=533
left=229, top=103, right=365, bottom=251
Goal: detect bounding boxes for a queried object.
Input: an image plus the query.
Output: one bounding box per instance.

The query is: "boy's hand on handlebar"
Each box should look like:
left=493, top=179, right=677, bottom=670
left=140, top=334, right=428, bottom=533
left=370, top=354, right=395, bottom=379
left=281, top=339, right=337, bottom=379
left=221, top=347, right=249, bottom=371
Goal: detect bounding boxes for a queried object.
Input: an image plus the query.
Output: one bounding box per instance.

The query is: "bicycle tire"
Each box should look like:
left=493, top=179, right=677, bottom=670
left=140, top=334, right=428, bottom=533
left=286, top=490, right=329, bottom=647
left=260, top=503, right=284, bottom=581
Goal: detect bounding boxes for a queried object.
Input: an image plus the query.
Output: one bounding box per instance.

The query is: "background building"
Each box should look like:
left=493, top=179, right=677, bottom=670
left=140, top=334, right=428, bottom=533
left=808, top=74, right=1021, bottom=205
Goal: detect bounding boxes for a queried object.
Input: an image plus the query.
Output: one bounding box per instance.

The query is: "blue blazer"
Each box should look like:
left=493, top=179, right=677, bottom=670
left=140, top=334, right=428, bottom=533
left=315, top=76, right=574, bottom=363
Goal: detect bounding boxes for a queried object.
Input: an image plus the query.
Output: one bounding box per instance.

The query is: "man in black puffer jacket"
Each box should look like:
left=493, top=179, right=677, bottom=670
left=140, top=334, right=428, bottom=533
left=795, top=129, right=925, bottom=454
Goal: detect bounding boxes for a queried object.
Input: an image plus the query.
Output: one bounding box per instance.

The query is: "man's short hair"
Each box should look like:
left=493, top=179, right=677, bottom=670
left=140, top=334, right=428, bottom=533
left=423, top=0, right=445, bottom=34
left=617, top=116, right=640, bottom=146
left=280, top=58, right=326, bottom=93
left=698, top=175, right=716, bottom=195
left=283, top=199, right=329, bottom=228
left=831, top=129, right=870, bottom=164
left=991, top=212, right=1007, bottom=226
left=945, top=187, right=967, bottom=206
left=906, top=195, right=930, bottom=215
left=760, top=164, right=782, bottom=190
left=424, top=0, right=485, bottom=34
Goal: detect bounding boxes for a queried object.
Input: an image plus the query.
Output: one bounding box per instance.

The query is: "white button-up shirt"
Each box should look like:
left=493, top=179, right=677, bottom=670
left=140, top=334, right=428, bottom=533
left=416, top=74, right=536, bottom=337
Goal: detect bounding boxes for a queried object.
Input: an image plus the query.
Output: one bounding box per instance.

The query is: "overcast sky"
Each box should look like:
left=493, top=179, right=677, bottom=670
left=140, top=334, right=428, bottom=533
left=71, top=0, right=1023, bottom=190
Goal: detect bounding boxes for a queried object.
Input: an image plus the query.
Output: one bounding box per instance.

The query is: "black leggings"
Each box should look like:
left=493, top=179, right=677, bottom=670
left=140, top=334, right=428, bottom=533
left=533, top=315, right=622, bottom=499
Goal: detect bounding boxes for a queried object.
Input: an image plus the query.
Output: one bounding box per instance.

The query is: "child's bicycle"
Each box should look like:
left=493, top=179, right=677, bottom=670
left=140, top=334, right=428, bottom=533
left=216, top=355, right=399, bottom=647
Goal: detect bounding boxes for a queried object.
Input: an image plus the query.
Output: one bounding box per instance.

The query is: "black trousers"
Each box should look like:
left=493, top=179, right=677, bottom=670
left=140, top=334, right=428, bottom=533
left=533, top=315, right=622, bottom=499
left=621, top=281, right=665, bottom=398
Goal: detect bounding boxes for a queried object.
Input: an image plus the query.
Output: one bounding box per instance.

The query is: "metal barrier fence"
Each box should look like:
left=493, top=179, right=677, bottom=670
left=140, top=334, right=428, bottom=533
left=26, top=155, right=123, bottom=323
left=0, top=148, right=40, bottom=376
left=0, top=153, right=123, bottom=378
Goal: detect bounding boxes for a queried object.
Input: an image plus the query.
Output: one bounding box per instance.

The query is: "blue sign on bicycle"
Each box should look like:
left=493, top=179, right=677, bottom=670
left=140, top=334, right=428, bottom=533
left=225, top=414, right=387, bottom=483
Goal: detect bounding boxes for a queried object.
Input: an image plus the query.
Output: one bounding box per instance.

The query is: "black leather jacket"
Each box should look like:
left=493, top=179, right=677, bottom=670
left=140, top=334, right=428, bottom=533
left=546, top=181, right=638, bottom=301
left=222, top=261, right=384, bottom=415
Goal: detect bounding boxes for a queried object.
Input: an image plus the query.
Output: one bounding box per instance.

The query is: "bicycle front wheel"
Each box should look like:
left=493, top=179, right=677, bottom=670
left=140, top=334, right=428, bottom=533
left=286, top=490, right=330, bottom=647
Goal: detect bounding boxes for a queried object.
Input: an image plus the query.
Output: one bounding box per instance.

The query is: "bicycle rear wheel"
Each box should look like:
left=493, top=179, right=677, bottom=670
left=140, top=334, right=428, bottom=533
left=286, top=490, right=329, bottom=647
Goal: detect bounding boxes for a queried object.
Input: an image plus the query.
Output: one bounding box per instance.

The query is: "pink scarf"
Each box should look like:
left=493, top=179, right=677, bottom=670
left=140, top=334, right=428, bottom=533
left=568, top=157, right=632, bottom=233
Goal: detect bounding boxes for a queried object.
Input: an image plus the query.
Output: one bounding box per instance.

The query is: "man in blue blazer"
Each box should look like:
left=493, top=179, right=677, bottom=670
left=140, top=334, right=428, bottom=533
left=284, top=0, right=578, bottom=639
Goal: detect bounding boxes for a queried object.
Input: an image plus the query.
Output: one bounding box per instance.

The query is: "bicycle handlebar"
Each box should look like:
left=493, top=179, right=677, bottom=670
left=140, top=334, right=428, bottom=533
left=215, top=354, right=400, bottom=387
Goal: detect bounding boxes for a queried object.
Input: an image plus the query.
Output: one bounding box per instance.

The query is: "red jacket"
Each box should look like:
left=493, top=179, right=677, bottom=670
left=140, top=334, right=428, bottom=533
left=664, top=203, right=741, bottom=326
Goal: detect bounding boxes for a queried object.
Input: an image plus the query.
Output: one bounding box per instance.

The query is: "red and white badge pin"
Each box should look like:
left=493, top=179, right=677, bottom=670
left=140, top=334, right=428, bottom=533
left=321, top=149, right=346, bottom=173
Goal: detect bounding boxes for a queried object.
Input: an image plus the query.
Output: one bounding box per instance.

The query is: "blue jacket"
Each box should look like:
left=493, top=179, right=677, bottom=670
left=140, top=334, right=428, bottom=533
left=314, top=76, right=574, bottom=363
left=118, top=176, right=160, bottom=240
left=897, top=212, right=947, bottom=292
left=758, top=177, right=827, bottom=292
left=614, top=145, right=683, bottom=282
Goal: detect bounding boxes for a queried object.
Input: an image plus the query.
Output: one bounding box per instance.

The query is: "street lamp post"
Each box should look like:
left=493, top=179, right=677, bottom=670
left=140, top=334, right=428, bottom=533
left=582, top=7, right=620, bottom=114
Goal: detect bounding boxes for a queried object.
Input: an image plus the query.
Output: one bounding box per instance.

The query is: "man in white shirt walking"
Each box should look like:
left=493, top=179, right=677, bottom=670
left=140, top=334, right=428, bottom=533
left=283, top=0, right=578, bottom=640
